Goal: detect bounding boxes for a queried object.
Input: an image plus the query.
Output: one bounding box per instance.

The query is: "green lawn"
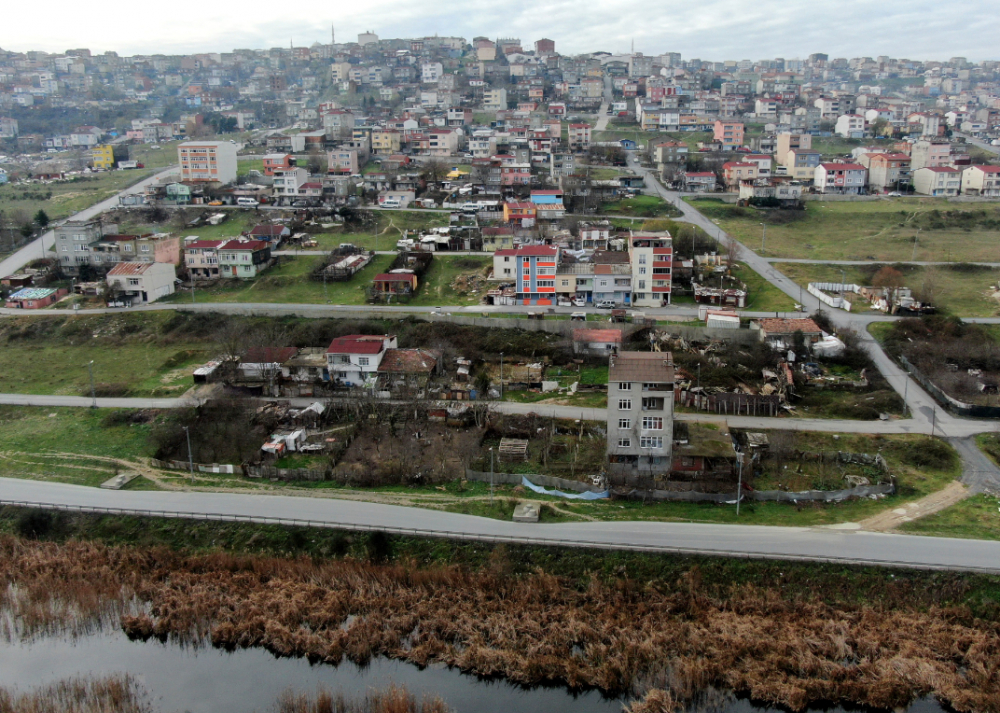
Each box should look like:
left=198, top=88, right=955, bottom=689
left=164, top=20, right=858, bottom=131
left=119, top=210, right=259, bottom=243
left=898, top=494, right=1000, bottom=541
left=735, top=262, right=798, bottom=312
left=0, top=169, right=155, bottom=224
left=690, top=198, right=1000, bottom=262
left=129, top=143, right=178, bottom=169
left=600, top=194, right=680, bottom=218
left=774, top=262, right=1000, bottom=318
left=237, top=158, right=264, bottom=176
left=405, top=256, right=491, bottom=306
left=0, top=342, right=208, bottom=397
left=0, top=406, right=158, bottom=488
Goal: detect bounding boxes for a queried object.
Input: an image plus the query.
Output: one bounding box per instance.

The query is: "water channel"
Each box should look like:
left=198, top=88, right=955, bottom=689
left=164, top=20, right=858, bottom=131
left=0, top=630, right=949, bottom=713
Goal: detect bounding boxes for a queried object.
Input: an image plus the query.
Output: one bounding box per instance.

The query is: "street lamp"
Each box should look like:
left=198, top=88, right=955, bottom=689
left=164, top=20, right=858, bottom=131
left=183, top=426, right=194, bottom=484
left=759, top=222, right=766, bottom=252
left=87, top=360, right=96, bottom=408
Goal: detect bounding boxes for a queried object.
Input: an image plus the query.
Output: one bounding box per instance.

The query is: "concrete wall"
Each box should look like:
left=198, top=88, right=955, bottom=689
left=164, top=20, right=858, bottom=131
left=899, top=355, right=1000, bottom=419
left=807, top=282, right=859, bottom=311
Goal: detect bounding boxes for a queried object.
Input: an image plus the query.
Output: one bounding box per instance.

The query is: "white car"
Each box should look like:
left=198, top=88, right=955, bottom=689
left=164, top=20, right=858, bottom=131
left=572, top=298, right=586, bottom=307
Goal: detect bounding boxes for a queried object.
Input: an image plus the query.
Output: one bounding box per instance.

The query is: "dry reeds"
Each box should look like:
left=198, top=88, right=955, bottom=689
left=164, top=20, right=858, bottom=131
left=276, top=685, right=449, bottom=713
left=2, top=535, right=1000, bottom=713
left=0, top=674, right=150, bottom=713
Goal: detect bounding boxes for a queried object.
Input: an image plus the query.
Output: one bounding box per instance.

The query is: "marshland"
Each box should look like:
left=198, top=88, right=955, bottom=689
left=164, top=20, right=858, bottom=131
left=2, top=508, right=999, bottom=713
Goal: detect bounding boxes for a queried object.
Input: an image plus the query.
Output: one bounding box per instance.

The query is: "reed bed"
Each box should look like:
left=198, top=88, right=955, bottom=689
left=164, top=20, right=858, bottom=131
left=0, top=674, right=150, bottom=713
left=1, top=535, right=999, bottom=713
left=276, top=685, right=449, bottom=713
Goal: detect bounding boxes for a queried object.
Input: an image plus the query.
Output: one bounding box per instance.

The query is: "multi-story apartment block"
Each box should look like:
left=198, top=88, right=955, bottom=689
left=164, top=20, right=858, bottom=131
left=178, top=141, right=237, bottom=184
left=912, top=166, right=962, bottom=196
left=783, top=148, right=821, bottom=180
left=775, top=133, right=812, bottom=165
left=910, top=139, right=951, bottom=171
left=327, top=148, right=359, bottom=174
left=814, top=163, right=867, bottom=194
left=864, top=153, right=911, bottom=192
left=713, top=120, right=744, bottom=149
left=272, top=167, right=309, bottom=199
left=54, top=219, right=114, bottom=274
left=184, top=240, right=223, bottom=279
left=493, top=246, right=558, bottom=305
left=606, top=351, right=675, bottom=482
left=628, top=232, right=673, bottom=308
left=835, top=114, right=866, bottom=138
left=483, top=88, right=508, bottom=111
left=421, top=62, right=443, bottom=83
left=427, top=129, right=458, bottom=156
left=91, top=144, right=115, bottom=170
left=371, top=129, right=401, bottom=154
left=961, top=165, right=1000, bottom=197
left=567, top=123, right=591, bottom=150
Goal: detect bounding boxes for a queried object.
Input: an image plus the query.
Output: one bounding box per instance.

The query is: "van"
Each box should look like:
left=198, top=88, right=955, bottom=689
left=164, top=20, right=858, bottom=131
left=237, top=197, right=259, bottom=207
left=382, top=199, right=401, bottom=209
left=596, top=300, right=616, bottom=309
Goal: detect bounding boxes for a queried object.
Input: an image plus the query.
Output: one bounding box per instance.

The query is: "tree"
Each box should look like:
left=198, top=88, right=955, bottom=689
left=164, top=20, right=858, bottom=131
left=872, top=266, right=907, bottom=312
left=869, top=117, right=890, bottom=138
left=34, top=210, right=50, bottom=229
left=420, top=159, right=448, bottom=185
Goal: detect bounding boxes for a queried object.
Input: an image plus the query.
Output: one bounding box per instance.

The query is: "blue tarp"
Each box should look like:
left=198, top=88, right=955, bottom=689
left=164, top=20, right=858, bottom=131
left=521, top=476, right=609, bottom=500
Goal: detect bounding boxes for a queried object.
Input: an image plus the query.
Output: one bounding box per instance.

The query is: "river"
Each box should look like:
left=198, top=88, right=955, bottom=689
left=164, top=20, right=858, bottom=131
left=0, top=630, right=949, bottom=713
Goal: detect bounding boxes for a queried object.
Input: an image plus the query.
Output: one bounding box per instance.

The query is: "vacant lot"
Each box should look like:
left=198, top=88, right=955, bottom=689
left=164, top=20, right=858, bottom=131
left=691, top=198, right=1000, bottom=262
left=898, top=493, right=1000, bottom=541
left=775, top=262, right=1000, bottom=318
left=600, top=194, right=680, bottom=218
left=0, top=170, right=154, bottom=225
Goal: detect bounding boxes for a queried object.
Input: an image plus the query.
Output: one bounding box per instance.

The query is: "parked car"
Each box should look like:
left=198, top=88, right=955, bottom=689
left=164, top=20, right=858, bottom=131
left=236, top=197, right=259, bottom=207
left=572, top=298, right=586, bottom=307
left=208, top=200, right=223, bottom=206
left=596, top=300, right=616, bottom=309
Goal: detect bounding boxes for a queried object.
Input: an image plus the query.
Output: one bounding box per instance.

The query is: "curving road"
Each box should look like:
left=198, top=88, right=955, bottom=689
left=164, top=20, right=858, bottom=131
left=1, top=477, right=998, bottom=573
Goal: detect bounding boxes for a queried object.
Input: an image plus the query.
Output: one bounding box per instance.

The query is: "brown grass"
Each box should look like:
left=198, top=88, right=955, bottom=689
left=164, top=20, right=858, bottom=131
left=1, top=536, right=999, bottom=712
left=0, top=675, right=149, bottom=713
left=276, top=685, right=449, bottom=713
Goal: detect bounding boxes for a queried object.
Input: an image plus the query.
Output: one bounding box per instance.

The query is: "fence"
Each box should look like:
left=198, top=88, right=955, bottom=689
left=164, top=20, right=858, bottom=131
left=899, top=355, right=1000, bottom=419
left=150, top=458, right=243, bottom=475
left=245, top=465, right=328, bottom=481
left=807, top=283, right=860, bottom=312
left=466, top=469, right=894, bottom=502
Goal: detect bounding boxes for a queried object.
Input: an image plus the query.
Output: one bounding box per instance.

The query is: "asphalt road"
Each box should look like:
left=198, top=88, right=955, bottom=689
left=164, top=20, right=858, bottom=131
left=0, top=166, right=180, bottom=278
left=1, top=477, right=997, bottom=572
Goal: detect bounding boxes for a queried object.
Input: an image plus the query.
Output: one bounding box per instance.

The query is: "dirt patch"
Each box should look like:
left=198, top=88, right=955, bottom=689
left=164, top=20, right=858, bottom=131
left=858, top=480, right=970, bottom=532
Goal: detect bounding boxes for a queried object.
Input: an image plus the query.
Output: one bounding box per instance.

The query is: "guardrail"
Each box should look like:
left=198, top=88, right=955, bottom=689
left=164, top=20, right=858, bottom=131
left=1, top=499, right=998, bottom=574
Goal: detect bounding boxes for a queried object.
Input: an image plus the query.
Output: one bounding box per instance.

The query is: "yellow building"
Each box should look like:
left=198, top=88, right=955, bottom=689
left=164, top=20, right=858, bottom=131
left=91, top=144, right=115, bottom=170
left=371, top=129, right=401, bottom=155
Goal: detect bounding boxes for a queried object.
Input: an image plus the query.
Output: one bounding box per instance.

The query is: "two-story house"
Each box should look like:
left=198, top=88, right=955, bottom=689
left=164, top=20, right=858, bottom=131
left=722, top=162, right=758, bottom=190
left=864, top=153, right=911, bottom=193
left=606, top=351, right=675, bottom=482
left=105, top=262, right=176, bottom=304
left=814, top=163, right=867, bottom=194
left=325, top=334, right=398, bottom=387
left=217, top=239, right=271, bottom=279
left=184, top=239, right=224, bottom=279
left=912, top=166, right=962, bottom=196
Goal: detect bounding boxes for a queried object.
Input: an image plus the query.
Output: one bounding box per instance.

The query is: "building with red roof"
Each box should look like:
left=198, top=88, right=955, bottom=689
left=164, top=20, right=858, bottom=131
left=814, top=163, right=867, bottom=194
left=961, top=164, right=1000, bottom=197
left=325, top=334, right=398, bottom=387
left=491, top=245, right=560, bottom=306
left=217, top=238, right=272, bottom=278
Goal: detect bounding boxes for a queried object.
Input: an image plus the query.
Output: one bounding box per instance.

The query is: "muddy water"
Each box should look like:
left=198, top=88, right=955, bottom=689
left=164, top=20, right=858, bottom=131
left=0, top=631, right=948, bottom=713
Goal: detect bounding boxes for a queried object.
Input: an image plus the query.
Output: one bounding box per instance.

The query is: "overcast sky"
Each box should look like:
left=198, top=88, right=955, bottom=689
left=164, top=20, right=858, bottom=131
left=1, top=0, right=998, bottom=61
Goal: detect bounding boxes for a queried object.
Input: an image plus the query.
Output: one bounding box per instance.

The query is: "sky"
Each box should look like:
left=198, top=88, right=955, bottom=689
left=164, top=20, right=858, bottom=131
left=1, top=0, right=998, bottom=61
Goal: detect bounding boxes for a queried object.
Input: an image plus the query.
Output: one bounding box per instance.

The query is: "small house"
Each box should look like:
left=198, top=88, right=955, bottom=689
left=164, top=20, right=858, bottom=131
left=4, top=286, right=66, bottom=309
left=572, top=328, right=623, bottom=355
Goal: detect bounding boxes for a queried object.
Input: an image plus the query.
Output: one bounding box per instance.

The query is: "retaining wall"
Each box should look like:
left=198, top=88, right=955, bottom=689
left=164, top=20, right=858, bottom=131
left=150, top=458, right=243, bottom=475
left=899, top=355, right=1000, bottom=419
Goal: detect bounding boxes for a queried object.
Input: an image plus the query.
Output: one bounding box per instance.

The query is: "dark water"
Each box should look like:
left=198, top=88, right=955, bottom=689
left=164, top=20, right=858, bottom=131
left=0, top=630, right=948, bottom=713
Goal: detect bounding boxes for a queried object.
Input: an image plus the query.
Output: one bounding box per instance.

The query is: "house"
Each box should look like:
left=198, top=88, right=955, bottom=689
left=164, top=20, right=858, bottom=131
left=738, top=180, right=803, bottom=205
left=262, top=154, right=294, bottom=177
left=178, top=141, right=238, bottom=184
left=184, top=240, right=224, bottom=279
left=776, top=133, right=812, bottom=165
left=743, top=154, right=773, bottom=178
left=752, top=318, right=824, bottom=350
left=606, top=351, right=675, bottom=482
left=249, top=224, right=291, bottom=245
left=496, top=245, right=559, bottom=305
left=913, top=166, right=962, bottom=196
left=372, top=272, right=418, bottom=297
left=217, top=239, right=271, bottom=278
left=578, top=221, right=612, bottom=250
left=326, top=334, right=398, bottom=387
left=272, top=167, right=309, bottom=201
left=568, top=124, right=591, bottom=150
left=530, top=189, right=565, bottom=221
left=910, top=139, right=951, bottom=171
left=427, top=129, right=458, bottom=156
left=682, top=172, right=717, bottom=192
left=783, top=148, right=821, bottom=181
left=629, top=232, right=673, bottom=308
left=482, top=227, right=515, bottom=252
left=503, top=201, right=537, bottom=227
left=105, top=262, right=176, bottom=304
left=722, top=162, right=758, bottom=189
left=713, top=120, right=744, bottom=149
left=593, top=251, right=632, bottom=306
left=327, top=149, right=359, bottom=175
left=372, top=129, right=402, bottom=155
left=814, top=163, right=867, bottom=194
left=961, top=165, right=1000, bottom=197
left=835, top=114, right=866, bottom=138
left=377, top=348, right=441, bottom=394
left=864, top=153, right=911, bottom=193
left=651, top=141, right=688, bottom=166
left=572, top=328, right=623, bottom=356
left=4, top=287, right=67, bottom=309
left=239, top=347, right=300, bottom=386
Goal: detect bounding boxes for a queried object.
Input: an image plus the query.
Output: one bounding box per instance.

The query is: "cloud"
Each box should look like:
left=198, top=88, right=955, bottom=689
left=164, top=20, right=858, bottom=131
left=0, top=0, right=998, bottom=60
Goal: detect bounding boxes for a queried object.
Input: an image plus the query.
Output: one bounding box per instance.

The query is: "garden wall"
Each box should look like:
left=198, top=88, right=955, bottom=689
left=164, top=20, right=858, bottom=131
left=899, top=355, right=1000, bottom=419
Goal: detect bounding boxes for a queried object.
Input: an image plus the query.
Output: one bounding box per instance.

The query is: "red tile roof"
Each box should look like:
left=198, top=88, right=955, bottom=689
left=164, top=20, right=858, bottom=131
left=514, top=246, right=558, bottom=257
left=972, top=165, right=1000, bottom=173
left=820, top=163, right=865, bottom=170
left=572, top=329, right=623, bottom=343
left=373, top=273, right=417, bottom=284
left=377, top=348, right=440, bottom=374
left=755, top=318, right=822, bottom=335
left=107, top=262, right=155, bottom=276
left=218, top=239, right=269, bottom=251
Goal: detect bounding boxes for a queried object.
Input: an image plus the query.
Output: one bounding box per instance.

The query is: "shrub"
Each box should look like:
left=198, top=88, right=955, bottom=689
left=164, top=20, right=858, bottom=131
left=898, top=438, right=957, bottom=471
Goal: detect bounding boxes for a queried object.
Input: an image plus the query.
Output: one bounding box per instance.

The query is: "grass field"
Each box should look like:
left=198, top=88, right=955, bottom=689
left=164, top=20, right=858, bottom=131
left=898, top=493, right=1000, bottom=541
left=0, top=342, right=208, bottom=397
left=690, top=198, right=1000, bottom=262
left=600, top=194, right=680, bottom=218
left=774, top=262, right=1000, bottom=318
left=734, top=261, right=798, bottom=312
left=0, top=169, right=154, bottom=223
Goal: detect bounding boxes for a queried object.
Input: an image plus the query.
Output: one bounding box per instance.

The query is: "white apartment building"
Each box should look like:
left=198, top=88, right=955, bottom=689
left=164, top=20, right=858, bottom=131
left=178, top=141, right=238, bottom=184
left=628, top=232, right=673, bottom=308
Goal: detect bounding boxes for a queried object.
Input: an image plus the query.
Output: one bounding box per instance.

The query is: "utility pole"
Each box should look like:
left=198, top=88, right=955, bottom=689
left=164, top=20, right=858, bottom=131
left=931, top=406, right=937, bottom=437
left=759, top=222, right=766, bottom=252
left=736, top=451, right=744, bottom=516
left=911, top=228, right=920, bottom=262
left=499, top=352, right=504, bottom=399
left=323, top=269, right=328, bottom=302
left=489, top=447, right=494, bottom=506
left=183, top=426, right=194, bottom=484
left=87, top=360, right=96, bottom=408
left=697, top=362, right=701, bottom=389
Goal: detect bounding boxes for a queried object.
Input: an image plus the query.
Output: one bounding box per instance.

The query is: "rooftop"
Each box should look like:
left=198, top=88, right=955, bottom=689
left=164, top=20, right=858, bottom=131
left=377, top=348, right=440, bottom=374
left=327, top=334, right=393, bottom=355
left=608, top=351, right=675, bottom=384
left=107, top=262, right=156, bottom=276
left=572, top=329, right=623, bottom=343
left=755, top=317, right=823, bottom=334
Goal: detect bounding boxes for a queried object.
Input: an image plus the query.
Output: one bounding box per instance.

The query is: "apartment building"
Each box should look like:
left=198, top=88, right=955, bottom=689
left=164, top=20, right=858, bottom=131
left=606, top=351, right=675, bottom=482
left=961, top=165, right=1000, bottom=197
left=326, top=334, right=398, bottom=387
left=568, top=123, right=591, bottom=150
left=483, top=88, right=508, bottom=111
left=912, top=166, right=961, bottom=196
left=327, top=149, right=359, bottom=174
left=775, top=133, right=812, bottom=165
left=814, top=163, right=867, bottom=194
left=910, top=139, right=951, bottom=171
left=713, top=120, right=744, bottom=149
left=178, top=141, right=237, bottom=183
left=864, top=153, right=911, bottom=192
left=371, top=129, right=401, bottom=154
left=783, top=148, right=821, bottom=180
left=628, top=232, right=673, bottom=308
left=493, top=245, right=558, bottom=305
left=184, top=240, right=223, bottom=279
left=91, top=144, right=115, bottom=170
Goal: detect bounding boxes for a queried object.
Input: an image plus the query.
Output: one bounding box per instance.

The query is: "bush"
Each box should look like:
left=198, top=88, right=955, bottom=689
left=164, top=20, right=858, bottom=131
left=16, top=510, right=59, bottom=539
left=898, top=438, right=957, bottom=471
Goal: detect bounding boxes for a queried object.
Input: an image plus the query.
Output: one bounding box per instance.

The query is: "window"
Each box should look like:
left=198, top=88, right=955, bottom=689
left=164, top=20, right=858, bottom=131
left=639, top=267, right=646, bottom=275
left=642, top=417, right=663, bottom=430
left=618, top=418, right=631, bottom=429
left=128, top=278, right=139, bottom=286
left=140, top=245, right=150, bottom=252
left=638, top=254, right=647, bottom=264
left=536, top=280, right=554, bottom=287
left=617, top=437, right=632, bottom=448
left=618, top=399, right=632, bottom=410
left=561, top=280, right=569, bottom=287
left=640, top=436, right=663, bottom=449
left=358, top=357, right=370, bottom=366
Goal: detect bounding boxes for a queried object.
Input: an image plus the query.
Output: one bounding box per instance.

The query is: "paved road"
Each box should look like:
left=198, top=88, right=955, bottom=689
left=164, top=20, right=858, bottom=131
left=764, top=258, right=1000, bottom=267
left=1, top=477, right=997, bottom=573
left=0, top=166, right=179, bottom=278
